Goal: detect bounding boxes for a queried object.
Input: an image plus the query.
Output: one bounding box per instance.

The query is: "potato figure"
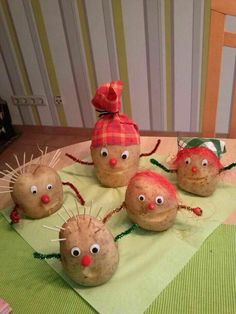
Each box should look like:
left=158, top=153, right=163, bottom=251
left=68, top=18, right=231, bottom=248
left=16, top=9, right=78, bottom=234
left=59, top=214, right=119, bottom=286
left=0, top=150, right=85, bottom=223
left=125, top=171, right=179, bottom=231
left=35, top=204, right=139, bottom=286
left=66, top=81, right=160, bottom=188
left=103, top=171, right=202, bottom=232
left=151, top=146, right=236, bottom=196
left=173, top=147, right=223, bottom=196
left=11, top=164, right=63, bottom=219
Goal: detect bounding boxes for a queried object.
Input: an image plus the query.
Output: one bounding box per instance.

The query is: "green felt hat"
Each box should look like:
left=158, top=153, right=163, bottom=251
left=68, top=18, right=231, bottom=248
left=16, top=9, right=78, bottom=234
left=177, top=137, right=226, bottom=158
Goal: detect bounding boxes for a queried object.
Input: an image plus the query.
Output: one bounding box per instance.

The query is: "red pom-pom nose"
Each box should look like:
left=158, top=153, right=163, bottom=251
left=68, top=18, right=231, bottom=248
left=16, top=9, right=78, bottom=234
left=41, top=194, right=50, bottom=204
left=192, top=166, right=198, bottom=173
left=109, top=158, right=117, bottom=167
left=148, top=203, right=155, bottom=210
left=81, top=255, right=92, bottom=267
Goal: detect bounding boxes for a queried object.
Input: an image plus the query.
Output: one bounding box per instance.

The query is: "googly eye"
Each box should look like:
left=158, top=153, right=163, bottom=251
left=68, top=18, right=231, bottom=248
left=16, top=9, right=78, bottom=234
left=202, top=159, right=208, bottom=166
left=121, top=150, right=129, bottom=160
left=155, top=196, right=164, bottom=205
left=100, top=147, right=109, bottom=157
left=185, top=157, right=191, bottom=165
left=90, top=243, right=100, bottom=254
left=71, top=247, right=81, bottom=257
left=47, top=184, right=53, bottom=190
left=30, top=185, right=38, bottom=194
left=138, top=194, right=145, bottom=201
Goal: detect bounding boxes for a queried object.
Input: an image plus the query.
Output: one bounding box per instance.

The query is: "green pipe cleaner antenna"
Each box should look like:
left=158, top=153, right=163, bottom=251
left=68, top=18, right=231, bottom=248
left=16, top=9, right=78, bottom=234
left=114, top=224, right=139, bottom=242
left=33, top=252, right=61, bottom=260
left=221, top=162, right=236, bottom=172
left=150, top=158, right=176, bottom=173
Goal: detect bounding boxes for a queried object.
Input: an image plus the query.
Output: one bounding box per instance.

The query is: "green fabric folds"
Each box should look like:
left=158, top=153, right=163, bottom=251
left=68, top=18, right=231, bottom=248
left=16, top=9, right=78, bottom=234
left=2, top=155, right=236, bottom=314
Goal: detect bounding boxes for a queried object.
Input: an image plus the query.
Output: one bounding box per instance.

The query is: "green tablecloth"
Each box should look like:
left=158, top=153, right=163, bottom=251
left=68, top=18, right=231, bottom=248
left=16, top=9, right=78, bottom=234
left=1, top=215, right=235, bottom=313
left=1, top=155, right=236, bottom=313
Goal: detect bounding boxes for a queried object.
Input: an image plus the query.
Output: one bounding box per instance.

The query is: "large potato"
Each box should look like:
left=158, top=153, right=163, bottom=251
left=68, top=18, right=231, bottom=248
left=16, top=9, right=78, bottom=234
left=60, top=215, right=119, bottom=286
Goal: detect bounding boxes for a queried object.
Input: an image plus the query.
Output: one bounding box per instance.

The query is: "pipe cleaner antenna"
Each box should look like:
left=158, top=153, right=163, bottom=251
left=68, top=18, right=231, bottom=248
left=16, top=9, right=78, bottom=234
left=140, top=139, right=161, bottom=158
left=62, top=181, right=85, bottom=205
left=150, top=158, right=177, bottom=173
left=114, top=224, right=139, bottom=242
left=220, top=162, right=236, bottom=173
left=33, top=252, right=61, bottom=259
left=177, top=204, right=203, bottom=216
left=65, top=153, right=94, bottom=165
left=102, top=202, right=125, bottom=224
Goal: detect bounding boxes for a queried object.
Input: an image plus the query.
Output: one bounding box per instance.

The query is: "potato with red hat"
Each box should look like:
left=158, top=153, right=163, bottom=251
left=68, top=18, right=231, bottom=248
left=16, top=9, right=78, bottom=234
left=66, top=81, right=160, bottom=188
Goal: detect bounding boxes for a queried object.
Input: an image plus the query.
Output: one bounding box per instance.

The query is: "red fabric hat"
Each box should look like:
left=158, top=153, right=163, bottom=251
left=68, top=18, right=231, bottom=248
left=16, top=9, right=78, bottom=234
left=91, top=81, right=140, bottom=148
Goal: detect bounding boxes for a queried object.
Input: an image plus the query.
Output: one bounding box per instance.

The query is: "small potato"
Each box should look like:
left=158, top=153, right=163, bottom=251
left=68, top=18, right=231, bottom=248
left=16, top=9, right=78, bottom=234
left=125, top=171, right=179, bottom=231
left=11, top=165, right=63, bottom=219
left=174, top=147, right=222, bottom=196
left=91, top=144, right=140, bottom=187
left=60, top=215, right=119, bottom=286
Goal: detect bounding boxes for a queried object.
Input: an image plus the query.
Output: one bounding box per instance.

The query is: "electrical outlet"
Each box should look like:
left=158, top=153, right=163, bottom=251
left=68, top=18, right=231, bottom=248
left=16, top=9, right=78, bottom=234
left=12, top=95, right=46, bottom=106
left=54, top=96, right=62, bottom=106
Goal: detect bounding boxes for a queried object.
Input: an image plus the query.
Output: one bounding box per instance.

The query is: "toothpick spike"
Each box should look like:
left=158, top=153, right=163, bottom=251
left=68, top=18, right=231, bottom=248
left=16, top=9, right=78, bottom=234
left=58, top=212, right=67, bottom=223
left=49, top=149, right=61, bottom=167
left=22, top=152, right=26, bottom=173
left=28, top=154, right=34, bottom=172
left=69, top=209, right=76, bottom=219
left=88, top=217, right=92, bottom=227
left=51, top=157, right=60, bottom=169
left=96, top=207, right=103, bottom=218
left=0, top=185, right=14, bottom=188
left=55, top=225, right=65, bottom=231
left=36, top=144, right=44, bottom=166
left=0, top=171, right=13, bottom=179
left=14, top=154, right=23, bottom=174
left=9, top=173, right=18, bottom=179
left=76, top=214, right=81, bottom=231
left=89, top=200, right=93, bottom=216
left=5, top=162, right=19, bottom=176
left=37, top=144, right=44, bottom=155
left=44, top=146, right=48, bottom=156
left=83, top=206, right=86, bottom=219
left=0, top=177, right=17, bottom=183
left=0, top=190, right=13, bottom=193
left=3, top=170, right=18, bottom=179
left=43, top=225, right=60, bottom=232
left=63, top=205, right=72, bottom=218
left=75, top=199, right=80, bottom=216
left=51, top=238, right=66, bottom=242
left=52, top=154, right=61, bottom=168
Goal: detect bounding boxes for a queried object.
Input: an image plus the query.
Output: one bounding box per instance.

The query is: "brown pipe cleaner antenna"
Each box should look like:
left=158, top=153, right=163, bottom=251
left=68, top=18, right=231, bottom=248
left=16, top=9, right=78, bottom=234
left=62, top=181, right=85, bottom=205
left=139, top=139, right=161, bottom=158
left=178, top=204, right=203, bottom=216
left=65, top=153, right=94, bottom=165
left=102, top=202, right=125, bottom=224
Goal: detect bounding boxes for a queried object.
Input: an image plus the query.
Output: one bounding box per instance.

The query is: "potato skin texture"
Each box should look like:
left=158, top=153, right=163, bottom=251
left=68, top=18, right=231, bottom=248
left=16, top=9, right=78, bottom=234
left=60, top=215, right=119, bottom=287
left=11, top=165, right=63, bottom=219
left=125, top=174, right=178, bottom=231
left=176, top=154, right=219, bottom=196
left=91, top=144, right=140, bottom=187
